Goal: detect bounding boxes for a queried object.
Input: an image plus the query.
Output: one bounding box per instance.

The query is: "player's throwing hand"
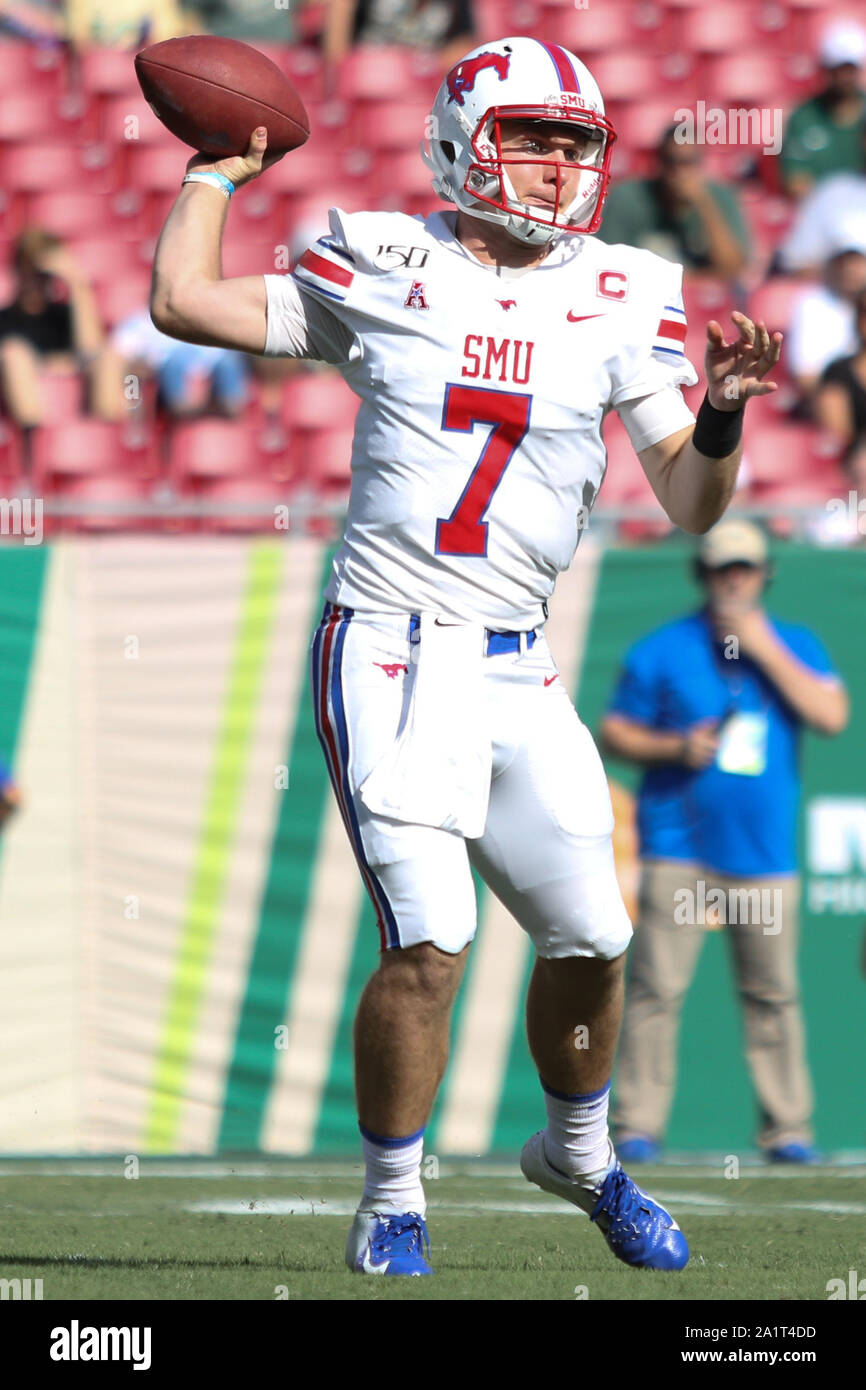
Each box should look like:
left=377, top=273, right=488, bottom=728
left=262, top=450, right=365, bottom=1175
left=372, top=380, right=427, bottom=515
left=705, top=311, right=783, bottom=411
left=185, top=127, right=283, bottom=190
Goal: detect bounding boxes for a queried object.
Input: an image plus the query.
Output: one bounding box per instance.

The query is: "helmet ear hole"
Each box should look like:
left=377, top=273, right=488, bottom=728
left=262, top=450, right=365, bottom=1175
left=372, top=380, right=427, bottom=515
left=440, top=141, right=456, bottom=164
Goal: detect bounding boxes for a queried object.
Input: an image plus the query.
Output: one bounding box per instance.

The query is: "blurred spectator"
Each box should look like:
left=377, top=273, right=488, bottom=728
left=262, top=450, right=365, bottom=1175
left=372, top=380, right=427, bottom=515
left=0, top=2, right=64, bottom=42
left=814, top=287, right=866, bottom=449
left=779, top=124, right=866, bottom=275
left=780, top=20, right=866, bottom=200
left=601, top=520, right=849, bottom=1163
left=324, top=0, right=475, bottom=88
left=806, top=438, right=866, bottom=546
left=596, top=126, right=748, bottom=281
left=112, top=307, right=249, bottom=419
left=0, top=756, right=22, bottom=833
left=787, top=219, right=866, bottom=398
left=0, top=0, right=198, bottom=46
left=64, top=0, right=197, bottom=46
left=194, top=0, right=301, bottom=42
left=0, top=228, right=121, bottom=429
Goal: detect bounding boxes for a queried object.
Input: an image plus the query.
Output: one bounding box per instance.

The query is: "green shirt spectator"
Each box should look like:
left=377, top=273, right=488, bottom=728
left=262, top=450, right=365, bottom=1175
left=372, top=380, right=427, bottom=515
left=781, top=94, right=866, bottom=194
left=597, top=128, right=748, bottom=280
left=780, top=19, right=866, bottom=198
left=597, top=174, right=748, bottom=272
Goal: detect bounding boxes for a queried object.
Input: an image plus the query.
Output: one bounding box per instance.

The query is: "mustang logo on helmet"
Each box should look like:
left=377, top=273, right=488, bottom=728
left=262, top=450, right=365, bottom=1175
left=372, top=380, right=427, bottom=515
left=446, top=50, right=510, bottom=107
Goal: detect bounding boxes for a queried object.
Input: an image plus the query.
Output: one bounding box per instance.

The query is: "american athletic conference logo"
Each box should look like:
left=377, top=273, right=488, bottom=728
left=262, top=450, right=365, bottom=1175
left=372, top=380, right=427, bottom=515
left=446, top=51, right=510, bottom=106
left=404, top=281, right=429, bottom=310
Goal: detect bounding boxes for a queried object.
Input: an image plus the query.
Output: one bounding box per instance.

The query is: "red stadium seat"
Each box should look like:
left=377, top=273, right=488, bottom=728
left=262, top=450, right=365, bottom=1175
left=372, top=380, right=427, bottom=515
left=0, top=90, right=83, bottom=142
left=31, top=420, right=158, bottom=491
left=586, top=53, right=660, bottom=104
left=0, top=40, right=64, bottom=92
left=281, top=372, right=359, bottom=432
left=220, top=241, right=276, bottom=279
left=95, top=273, right=152, bottom=330
left=27, top=192, right=111, bottom=239
left=265, top=137, right=337, bottom=195
left=283, top=42, right=324, bottom=87
left=230, top=187, right=291, bottom=249
left=48, top=472, right=154, bottom=534
left=125, top=146, right=190, bottom=193
left=0, top=140, right=120, bottom=195
left=193, top=474, right=294, bottom=534
left=703, top=53, right=789, bottom=106
left=79, top=46, right=144, bottom=97
left=612, top=100, right=684, bottom=152
left=747, top=278, right=808, bottom=335
left=347, top=102, right=433, bottom=155
left=283, top=194, right=369, bottom=255
left=541, top=6, right=634, bottom=52
left=598, top=414, right=657, bottom=506
left=683, top=284, right=738, bottom=327
left=101, top=94, right=176, bottom=146
left=0, top=418, right=24, bottom=478
left=36, top=371, right=85, bottom=424
left=682, top=5, right=761, bottom=52
left=65, top=236, right=142, bottom=285
left=295, top=427, right=354, bottom=488
left=743, top=422, right=845, bottom=488
left=338, top=47, right=415, bottom=102
left=370, top=150, right=438, bottom=205
left=167, top=419, right=267, bottom=486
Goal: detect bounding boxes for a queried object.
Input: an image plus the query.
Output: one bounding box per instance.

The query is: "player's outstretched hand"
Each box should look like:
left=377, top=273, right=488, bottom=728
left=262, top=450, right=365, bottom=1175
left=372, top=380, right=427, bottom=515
left=705, top=311, right=783, bottom=412
left=185, top=127, right=284, bottom=190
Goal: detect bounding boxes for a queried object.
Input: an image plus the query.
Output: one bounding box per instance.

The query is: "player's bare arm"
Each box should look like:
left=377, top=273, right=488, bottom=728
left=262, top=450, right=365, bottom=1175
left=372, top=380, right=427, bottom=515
left=638, top=311, right=783, bottom=533
left=150, top=128, right=280, bottom=353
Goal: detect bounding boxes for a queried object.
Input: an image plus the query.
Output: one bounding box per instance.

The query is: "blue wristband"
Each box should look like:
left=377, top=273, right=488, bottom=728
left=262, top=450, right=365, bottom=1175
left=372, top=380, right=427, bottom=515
left=182, top=171, right=235, bottom=198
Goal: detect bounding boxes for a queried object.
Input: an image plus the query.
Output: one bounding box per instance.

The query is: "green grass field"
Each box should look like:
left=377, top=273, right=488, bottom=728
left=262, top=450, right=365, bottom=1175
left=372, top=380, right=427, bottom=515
left=1, top=1157, right=863, bottom=1301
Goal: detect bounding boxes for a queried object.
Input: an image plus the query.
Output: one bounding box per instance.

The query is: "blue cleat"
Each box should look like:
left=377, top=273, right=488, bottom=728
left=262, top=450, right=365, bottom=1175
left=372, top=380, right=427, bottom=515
left=345, top=1209, right=433, bottom=1276
left=766, top=1143, right=822, bottom=1165
left=589, top=1162, right=689, bottom=1270
left=615, top=1135, right=662, bottom=1164
left=521, top=1131, right=689, bottom=1271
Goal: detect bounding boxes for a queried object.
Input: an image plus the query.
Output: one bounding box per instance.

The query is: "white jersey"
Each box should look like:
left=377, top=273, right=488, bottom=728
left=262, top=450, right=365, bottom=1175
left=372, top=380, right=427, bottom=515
left=264, top=207, right=698, bottom=627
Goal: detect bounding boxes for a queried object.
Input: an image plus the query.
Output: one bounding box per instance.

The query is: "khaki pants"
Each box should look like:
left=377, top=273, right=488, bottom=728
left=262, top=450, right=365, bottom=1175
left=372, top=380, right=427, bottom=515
left=612, top=859, right=813, bottom=1150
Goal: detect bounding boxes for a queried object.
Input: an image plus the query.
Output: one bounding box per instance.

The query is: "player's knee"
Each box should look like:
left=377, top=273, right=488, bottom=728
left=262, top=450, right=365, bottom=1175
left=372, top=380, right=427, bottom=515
left=535, top=905, right=633, bottom=960
left=378, top=939, right=468, bottom=1009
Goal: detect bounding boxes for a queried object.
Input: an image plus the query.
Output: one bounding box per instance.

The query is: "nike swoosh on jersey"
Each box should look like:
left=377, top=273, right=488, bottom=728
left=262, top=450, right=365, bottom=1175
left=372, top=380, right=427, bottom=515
left=544, top=674, right=559, bottom=686
left=566, top=312, right=606, bottom=323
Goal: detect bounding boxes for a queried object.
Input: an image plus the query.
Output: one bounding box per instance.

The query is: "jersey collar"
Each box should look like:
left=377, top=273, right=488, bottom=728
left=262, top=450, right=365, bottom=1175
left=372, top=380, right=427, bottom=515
left=425, top=209, right=586, bottom=277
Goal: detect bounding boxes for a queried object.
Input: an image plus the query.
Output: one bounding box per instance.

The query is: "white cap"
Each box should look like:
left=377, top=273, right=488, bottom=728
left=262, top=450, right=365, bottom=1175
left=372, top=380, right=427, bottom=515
left=820, top=20, right=866, bottom=68
left=828, top=212, right=866, bottom=258
left=699, top=519, right=768, bottom=569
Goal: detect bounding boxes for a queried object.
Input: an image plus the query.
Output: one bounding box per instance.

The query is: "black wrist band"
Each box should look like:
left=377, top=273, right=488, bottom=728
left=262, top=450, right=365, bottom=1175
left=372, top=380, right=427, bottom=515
left=692, top=392, right=744, bottom=459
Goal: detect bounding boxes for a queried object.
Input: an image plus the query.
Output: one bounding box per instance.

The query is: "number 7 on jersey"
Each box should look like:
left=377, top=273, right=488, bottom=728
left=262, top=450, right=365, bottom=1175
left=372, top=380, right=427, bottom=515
left=435, top=384, right=532, bottom=557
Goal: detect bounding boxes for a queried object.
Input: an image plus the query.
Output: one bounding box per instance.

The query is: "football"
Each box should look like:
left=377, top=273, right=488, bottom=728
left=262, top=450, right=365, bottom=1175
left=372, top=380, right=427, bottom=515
left=134, top=35, right=310, bottom=158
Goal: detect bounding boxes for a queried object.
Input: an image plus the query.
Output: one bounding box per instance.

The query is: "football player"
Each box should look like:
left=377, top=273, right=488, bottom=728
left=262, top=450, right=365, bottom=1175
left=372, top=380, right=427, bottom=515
left=151, top=36, right=782, bottom=1277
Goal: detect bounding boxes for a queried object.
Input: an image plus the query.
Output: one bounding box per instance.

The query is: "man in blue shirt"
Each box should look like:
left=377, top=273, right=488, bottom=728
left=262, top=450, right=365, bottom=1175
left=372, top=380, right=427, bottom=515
left=601, top=520, right=849, bottom=1163
left=0, top=756, right=21, bottom=833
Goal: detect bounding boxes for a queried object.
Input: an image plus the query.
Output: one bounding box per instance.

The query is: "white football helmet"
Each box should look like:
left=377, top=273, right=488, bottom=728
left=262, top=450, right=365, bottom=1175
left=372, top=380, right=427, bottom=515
left=422, top=36, right=616, bottom=247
